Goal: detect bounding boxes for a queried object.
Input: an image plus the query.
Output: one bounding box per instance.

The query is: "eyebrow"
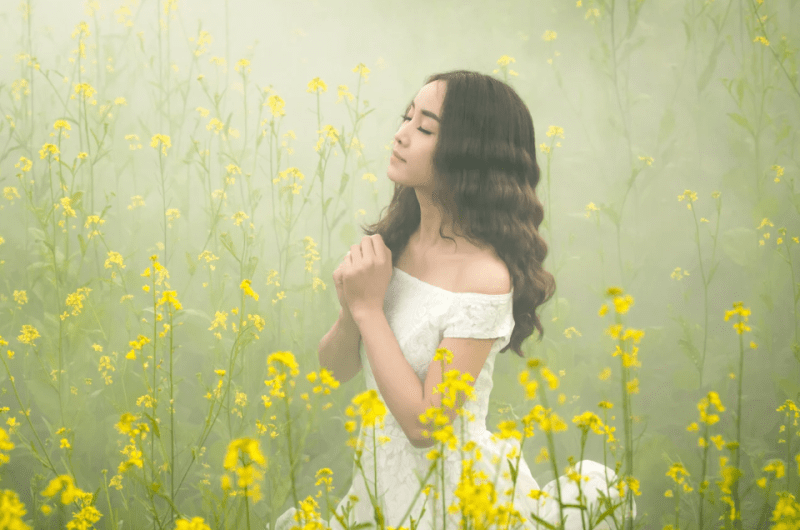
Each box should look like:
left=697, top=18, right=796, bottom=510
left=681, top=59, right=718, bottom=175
left=409, top=101, right=440, bottom=123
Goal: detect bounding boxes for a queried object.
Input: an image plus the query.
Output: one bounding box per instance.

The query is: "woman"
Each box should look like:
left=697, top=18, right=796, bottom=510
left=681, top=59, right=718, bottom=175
left=275, top=70, right=636, bottom=530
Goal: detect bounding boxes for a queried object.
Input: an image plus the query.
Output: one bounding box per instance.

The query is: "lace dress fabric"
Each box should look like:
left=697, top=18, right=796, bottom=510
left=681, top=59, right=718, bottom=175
left=274, top=267, right=636, bottom=530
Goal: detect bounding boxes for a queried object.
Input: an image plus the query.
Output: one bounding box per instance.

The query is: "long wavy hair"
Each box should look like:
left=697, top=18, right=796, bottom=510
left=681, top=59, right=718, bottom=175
left=360, top=70, right=555, bottom=357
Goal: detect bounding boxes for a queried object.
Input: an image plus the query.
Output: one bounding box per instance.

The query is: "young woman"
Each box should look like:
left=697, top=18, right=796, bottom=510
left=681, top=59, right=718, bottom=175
left=275, top=70, right=636, bottom=530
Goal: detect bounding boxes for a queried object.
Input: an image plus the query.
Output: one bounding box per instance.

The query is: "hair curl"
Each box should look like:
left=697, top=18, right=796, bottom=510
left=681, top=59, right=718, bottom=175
left=359, top=70, right=555, bottom=357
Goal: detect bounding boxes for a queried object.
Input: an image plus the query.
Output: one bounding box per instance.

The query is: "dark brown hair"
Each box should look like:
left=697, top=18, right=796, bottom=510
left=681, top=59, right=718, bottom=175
left=360, top=70, right=555, bottom=357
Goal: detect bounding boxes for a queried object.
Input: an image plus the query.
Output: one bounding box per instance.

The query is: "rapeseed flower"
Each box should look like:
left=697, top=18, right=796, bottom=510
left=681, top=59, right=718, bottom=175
left=125, top=334, right=150, bottom=360
left=17, top=324, right=40, bottom=345
left=41, top=474, right=84, bottom=504
left=724, top=301, right=751, bottom=334
left=65, top=287, right=91, bottom=316
left=346, top=389, right=387, bottom=430
left=3, top=187, right=20, bottom=201
left=39, top=143, right=59, bottom=160
left=15, top=156, right=32, bottom=172
left=115, top=412, right=139, bottom=436
left=240, top=279, right=258, bottom=300
left=573, top=411, right=605, bottom=435
left=0, top=427, right=14, bottom=465
left=174, top=517, right=212, bottom=530
left=105, top=251, right=125, bottom=269
left=52, top=119, right=71, bottom=139
left=119, top=441, right=143, bottom=472
left=0, top=489, right=31, bottom=529
left=150, top=133, right=171, bottom=156
left=221, top=437, right=267, bottom=501
left=157, top=290, right=182, bottom=311
left=12, top=290, right=27, bottom=306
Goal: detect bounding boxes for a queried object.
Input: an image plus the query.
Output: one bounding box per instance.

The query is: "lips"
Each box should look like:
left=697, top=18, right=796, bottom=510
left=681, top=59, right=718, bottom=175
left=392, top=150, right=405, bottom=162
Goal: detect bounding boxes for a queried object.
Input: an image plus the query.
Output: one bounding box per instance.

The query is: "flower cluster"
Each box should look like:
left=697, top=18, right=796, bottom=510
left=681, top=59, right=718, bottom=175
left=451, top=457, right=526, bottom=530
left=40, top=474, right=102, bottom=527
left=125, top=334, right=150, bottom=360
left=418, top=356, right=478, bottom=451
left=64, top=286, right=92, bottom=317
left=115, top=412, right=150, bottom=474
left=264, top=351, right=300, bottom=403
left=221, top=437, right=267, bottom=502
left=17, top=324, right=40, bottom=346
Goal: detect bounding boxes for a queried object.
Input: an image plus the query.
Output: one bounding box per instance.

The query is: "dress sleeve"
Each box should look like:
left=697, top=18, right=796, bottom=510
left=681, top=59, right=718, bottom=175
left=441, top=294, right=515, bottom=345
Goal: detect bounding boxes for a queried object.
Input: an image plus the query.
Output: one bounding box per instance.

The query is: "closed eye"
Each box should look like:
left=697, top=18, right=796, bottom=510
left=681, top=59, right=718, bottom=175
left=400, top=115, right=432, bottom=135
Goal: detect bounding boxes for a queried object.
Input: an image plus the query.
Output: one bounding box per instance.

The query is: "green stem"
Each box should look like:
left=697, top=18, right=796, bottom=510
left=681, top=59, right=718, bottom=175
left=169, top=307, right=175, bottom=526
left=0, top=351, right=58, bottom=475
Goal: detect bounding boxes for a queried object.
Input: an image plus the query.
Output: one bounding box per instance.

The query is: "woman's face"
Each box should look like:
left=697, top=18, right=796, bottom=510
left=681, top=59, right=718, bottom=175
left=388, top=80, right=445, bottom=189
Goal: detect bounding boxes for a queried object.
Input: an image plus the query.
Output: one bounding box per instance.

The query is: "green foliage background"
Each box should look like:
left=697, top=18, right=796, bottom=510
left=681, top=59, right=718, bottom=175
left=0, top=0, right=799, bottom=528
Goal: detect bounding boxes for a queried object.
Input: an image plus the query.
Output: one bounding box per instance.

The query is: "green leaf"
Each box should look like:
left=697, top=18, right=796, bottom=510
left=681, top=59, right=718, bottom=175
left=70, top=190, right=83, bottom=208
left=338, top=172, right=350, bottom=195
left=727, top=112, right=753, bottom=135
left=720, top=227, right=754, bottom=267
left=657, top=107, right=676, bottom=147
left=677, top=337, right=701, bottom=371
left=697, top=41, right=725, bottom=92
left=144, top=412, right=160, bottom=438
left=330, top=207, right=347, bottom=231
left=321, top=197, right=333, bottom=215
left=525, top=511, right=557, bottom=529
left=506, top=458, right=519, bottom=483
left=219, top=232, right=237, bottom=260
left=707, top=260, right=720, bottom=284
left=185, top=251, right=196, bottom=275
left=77, top=234, right=87, bottom=256
left=340, top=223, right=357, bottom=248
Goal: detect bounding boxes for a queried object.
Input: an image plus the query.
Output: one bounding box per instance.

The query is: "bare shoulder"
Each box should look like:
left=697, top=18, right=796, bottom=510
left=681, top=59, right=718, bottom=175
left=458, top=250, right=512, bottom=295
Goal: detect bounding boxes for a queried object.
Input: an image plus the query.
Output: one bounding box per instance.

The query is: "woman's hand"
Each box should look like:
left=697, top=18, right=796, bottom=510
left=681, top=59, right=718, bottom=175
left=342, top=234, right=392, bottom=321
left=333, top=257, right=352, bottom=318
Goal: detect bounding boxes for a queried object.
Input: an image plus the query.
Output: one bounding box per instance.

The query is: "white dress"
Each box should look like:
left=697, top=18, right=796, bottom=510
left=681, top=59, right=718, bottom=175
left=274, top=267, right=636, bottom=530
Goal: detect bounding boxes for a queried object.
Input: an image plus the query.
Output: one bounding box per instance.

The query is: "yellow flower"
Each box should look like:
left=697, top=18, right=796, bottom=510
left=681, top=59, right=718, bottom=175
left=59, top=197, right=76, bottom=218
left=65, top=287, right=91, bottom=316
left=0, top=490, right=30, bottom=529
left=175, top=517, right=212, bottom=530
left=666, top=462, right=689, bottom=484
left=240, top=279, right=259, bottom=300
left=0, top=428, right=15, bottom=465
left=573, top=411, right=605, bottom=435
left=39, top=143, right=60, bottom=160
left=232, top=211, right=249, bottom=226
left=723, top=301, right=751, bottom=335
left=104, top=251, right=125, bottom=269
left=267, top=351, right=299, bottom=378
left=15, top=156, right=32, bottom=172
left=53, top=119, right=70, bottom=130
left=17, top=324, right=40, bottom=345
left=496, top=419, right=522, bottom=441
left=307, top=77, right=327, bottom=94
left=540, top=366, right=559, bottom=389
left=223, top=437, right=266, bottom=470
left=346, top=389, right=388, bottom=429
left=150, top=133, right=171, bottom=156
left=157, top=290, right=182, bottom=311
left=41, top=474, right=84, bottom=505
left=115, top=413, right=138, bottom=436
left=13, top=290, right=27, bottom=306
left=3, top=187, right=21, bottom=200
left=763, top=459, right=785, bottom=479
